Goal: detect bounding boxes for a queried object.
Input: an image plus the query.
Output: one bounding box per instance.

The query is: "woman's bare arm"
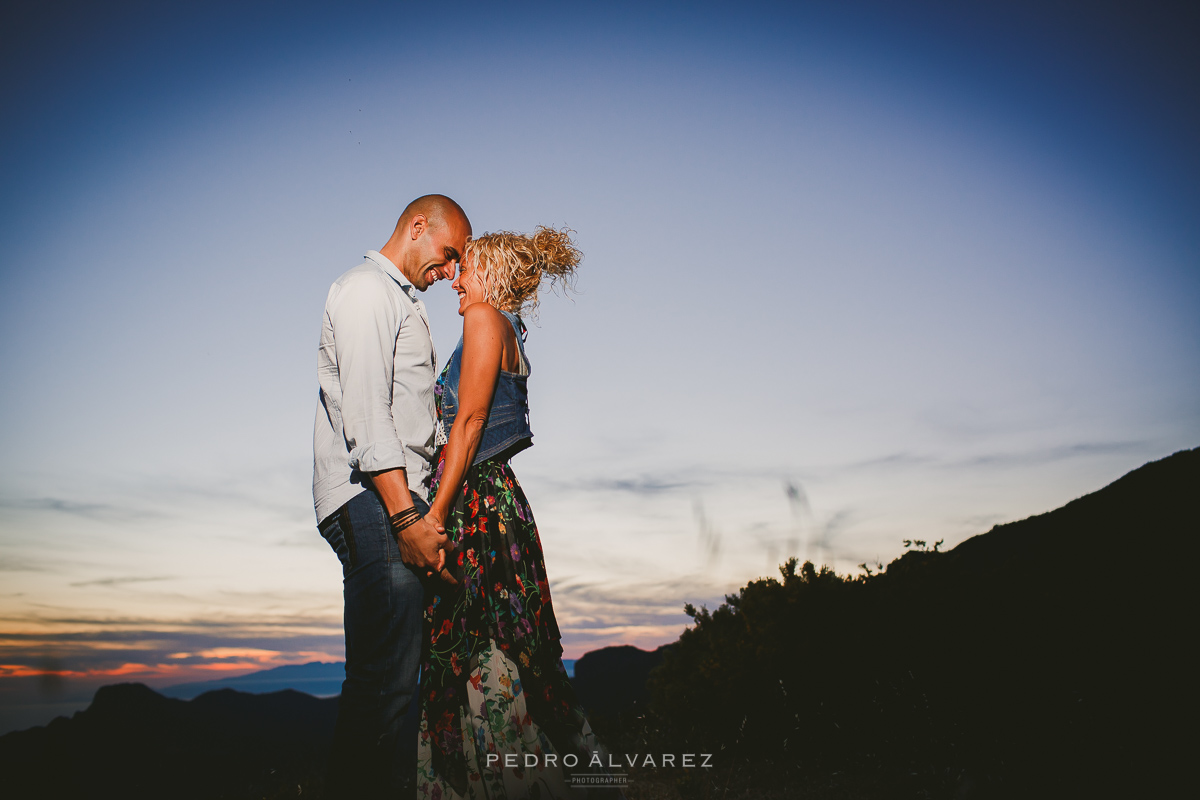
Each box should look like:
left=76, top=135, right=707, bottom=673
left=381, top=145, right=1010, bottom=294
left=427, top=304, right=510, bottom=528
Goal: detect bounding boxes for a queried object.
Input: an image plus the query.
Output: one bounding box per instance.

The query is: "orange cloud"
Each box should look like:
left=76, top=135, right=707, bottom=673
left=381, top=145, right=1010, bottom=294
left=195, top=648, right=281, bottom=662
left=0, top=662, right=187, bottom=679
left=0, top=648, right=346, bottom=683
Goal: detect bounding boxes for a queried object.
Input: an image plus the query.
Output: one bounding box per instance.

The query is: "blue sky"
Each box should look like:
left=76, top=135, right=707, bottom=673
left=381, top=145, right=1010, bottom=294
left=1, top=0, right=1197, bottom=731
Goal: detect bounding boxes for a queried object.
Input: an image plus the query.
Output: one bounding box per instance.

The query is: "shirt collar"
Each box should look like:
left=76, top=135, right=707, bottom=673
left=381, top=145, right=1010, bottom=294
left=364, top=250, right=419, bottom=301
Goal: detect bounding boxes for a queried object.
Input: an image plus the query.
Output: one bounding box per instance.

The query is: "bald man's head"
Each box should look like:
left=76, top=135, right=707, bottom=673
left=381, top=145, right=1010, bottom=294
left=396, top=194, right=471, bottom=236
left=381, top=194, right=472, bottom=291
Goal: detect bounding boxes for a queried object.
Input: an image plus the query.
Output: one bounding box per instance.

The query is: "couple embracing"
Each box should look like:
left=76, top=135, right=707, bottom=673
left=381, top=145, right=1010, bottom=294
left=313, top=195, right=617, bottom=799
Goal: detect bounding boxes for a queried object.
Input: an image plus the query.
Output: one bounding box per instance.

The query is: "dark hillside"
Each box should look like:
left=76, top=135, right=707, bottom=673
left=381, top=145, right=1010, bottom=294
left=941, top=444, right=1197, bottom=576
left=642, top=447, right=1198, bottom=799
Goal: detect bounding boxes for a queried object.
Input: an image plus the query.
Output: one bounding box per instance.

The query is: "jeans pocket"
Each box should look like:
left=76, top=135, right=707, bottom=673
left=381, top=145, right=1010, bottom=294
left=319, top=508, right=357, bottom=577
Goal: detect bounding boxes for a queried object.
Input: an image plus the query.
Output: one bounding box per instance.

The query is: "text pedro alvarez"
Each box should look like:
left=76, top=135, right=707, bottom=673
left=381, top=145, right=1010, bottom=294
left=486, top=752, right=715, bottom=769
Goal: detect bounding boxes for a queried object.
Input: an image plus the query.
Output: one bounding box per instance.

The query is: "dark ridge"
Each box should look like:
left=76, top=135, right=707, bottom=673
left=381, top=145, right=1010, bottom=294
left=940, top=443, right=1198, bottom=575
left=639, top=446, right=1199, bottom=799
left=0, top=683, right=338, bottom=799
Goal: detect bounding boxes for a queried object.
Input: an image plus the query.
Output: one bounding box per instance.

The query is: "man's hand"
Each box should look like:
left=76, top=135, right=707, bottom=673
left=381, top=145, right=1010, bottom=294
left=394, top=517, right=459, bottom=585
left=394, top=516, right=446, bottom=570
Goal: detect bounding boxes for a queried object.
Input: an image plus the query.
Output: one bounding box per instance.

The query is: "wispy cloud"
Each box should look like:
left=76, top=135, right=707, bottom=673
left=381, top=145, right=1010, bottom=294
left=67, top=576, right=175, bottom=588
left=830, top=441, right=1149, bottom=477
left=534, top=470, right=711, bottom=496
left=0, top=496, right=167, bottom=523
left=593, top=476, right=700, bottom=494
left=954, top=441, right=1146, bottom=469
left=0, top=557, right=55, bottom=573
left=848, top=452, right=935, bottom=471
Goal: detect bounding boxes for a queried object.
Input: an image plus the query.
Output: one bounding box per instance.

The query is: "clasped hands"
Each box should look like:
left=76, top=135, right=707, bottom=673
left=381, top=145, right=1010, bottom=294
left=390, top=509, right=458, bottom=585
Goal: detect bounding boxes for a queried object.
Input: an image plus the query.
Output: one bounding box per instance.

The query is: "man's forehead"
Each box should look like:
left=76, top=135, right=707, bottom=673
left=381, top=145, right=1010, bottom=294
left=435, top=214, right=470, bottom=237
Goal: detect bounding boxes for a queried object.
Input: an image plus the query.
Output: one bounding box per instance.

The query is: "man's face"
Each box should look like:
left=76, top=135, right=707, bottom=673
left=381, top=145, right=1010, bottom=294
left=404, top=215, right=470, bottom=291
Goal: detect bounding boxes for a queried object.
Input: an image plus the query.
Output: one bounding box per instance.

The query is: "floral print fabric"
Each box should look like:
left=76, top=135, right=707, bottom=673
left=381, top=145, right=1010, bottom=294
left=417, top=637, right=615, bottom=799
left=418, top=454, right=605, bottom=798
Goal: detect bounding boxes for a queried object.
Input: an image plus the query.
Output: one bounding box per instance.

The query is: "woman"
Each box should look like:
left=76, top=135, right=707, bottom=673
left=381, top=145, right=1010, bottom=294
left=416, top=227, right=620, bottom=799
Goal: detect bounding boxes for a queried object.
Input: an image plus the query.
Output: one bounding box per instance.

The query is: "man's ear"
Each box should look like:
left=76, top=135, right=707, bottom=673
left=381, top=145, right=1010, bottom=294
left=409, top=214, right=428, bottom=240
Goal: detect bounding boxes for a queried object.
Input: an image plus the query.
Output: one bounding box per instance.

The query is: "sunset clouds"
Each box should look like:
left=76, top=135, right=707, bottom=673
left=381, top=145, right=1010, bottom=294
left=1, top=0, right=1197, bottom=732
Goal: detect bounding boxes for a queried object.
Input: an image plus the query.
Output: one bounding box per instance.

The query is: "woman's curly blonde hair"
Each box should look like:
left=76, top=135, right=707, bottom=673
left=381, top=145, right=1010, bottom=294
left=464, top=226, right=582, bottom=317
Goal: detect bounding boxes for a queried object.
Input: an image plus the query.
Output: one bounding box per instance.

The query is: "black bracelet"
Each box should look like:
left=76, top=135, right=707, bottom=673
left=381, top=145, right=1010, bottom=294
left=390, top=508, right=419, bottom=526
left=389, top=508, right=421, bottom=532
left=394, top=516, right=423, bottom=534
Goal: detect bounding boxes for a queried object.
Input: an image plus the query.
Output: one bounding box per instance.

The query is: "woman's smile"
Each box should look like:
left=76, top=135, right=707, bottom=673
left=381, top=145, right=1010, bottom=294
left=452, top=258, right=487, bottom=314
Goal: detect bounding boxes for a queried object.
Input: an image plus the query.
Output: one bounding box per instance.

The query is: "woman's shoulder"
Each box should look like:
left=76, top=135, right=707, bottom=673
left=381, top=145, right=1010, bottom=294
left=463, top=303, right=515, bottom=336
left=463, top=301, right=505, bottom=322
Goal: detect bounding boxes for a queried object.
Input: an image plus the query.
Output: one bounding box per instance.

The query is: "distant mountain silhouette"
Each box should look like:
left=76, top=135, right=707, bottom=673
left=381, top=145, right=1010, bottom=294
left=0, top=683, right=337, bottom=799
left=572, top=644, right=670, bottom=718
left=161, top=660, right=346, bottom=699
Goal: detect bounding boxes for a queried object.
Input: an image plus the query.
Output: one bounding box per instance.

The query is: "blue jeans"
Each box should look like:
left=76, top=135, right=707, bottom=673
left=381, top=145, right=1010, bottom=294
left=319, top=487, right=427, bottom=798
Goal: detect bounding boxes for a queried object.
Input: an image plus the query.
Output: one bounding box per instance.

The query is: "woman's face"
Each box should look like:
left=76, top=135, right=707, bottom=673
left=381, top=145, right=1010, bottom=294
left=451, top=255, right=488, bottom=316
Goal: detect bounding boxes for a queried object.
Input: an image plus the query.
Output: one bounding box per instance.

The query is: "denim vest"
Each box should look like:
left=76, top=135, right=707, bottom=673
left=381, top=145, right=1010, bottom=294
left=436, top=310, right=533, bottom=465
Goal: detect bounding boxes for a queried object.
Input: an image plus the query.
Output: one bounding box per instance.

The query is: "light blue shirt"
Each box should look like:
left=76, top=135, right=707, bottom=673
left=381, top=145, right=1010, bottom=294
left=313, top=251, right=438, bottom=523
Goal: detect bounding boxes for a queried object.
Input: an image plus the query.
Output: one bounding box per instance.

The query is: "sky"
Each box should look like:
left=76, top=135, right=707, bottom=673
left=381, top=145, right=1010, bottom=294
left=1, top=0, right=1197, bottom=732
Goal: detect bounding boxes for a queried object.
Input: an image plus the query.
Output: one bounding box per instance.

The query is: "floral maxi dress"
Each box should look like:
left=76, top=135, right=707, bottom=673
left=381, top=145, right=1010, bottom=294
left=417, top=438, right=622, bottom=796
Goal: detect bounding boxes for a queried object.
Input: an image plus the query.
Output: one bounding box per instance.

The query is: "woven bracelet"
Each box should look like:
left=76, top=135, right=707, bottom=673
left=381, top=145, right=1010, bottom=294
left=389, top=508, right=421, bottom=532
left=393, top=516, right=422, bottom=533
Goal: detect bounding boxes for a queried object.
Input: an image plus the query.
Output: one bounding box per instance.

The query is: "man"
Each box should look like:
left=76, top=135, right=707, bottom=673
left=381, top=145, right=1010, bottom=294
left=313, top=194, right=470, bottom=797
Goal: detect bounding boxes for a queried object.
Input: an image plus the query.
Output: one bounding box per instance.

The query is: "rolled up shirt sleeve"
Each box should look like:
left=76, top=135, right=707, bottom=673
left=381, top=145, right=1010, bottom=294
left=329, top=273, right=409, bottom=474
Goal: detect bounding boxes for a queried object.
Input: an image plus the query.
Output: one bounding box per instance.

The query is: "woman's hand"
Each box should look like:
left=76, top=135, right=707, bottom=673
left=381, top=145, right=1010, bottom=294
left=418, top=506, right=459, bottom=584
left=425, top=505, right=445, bottom=533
